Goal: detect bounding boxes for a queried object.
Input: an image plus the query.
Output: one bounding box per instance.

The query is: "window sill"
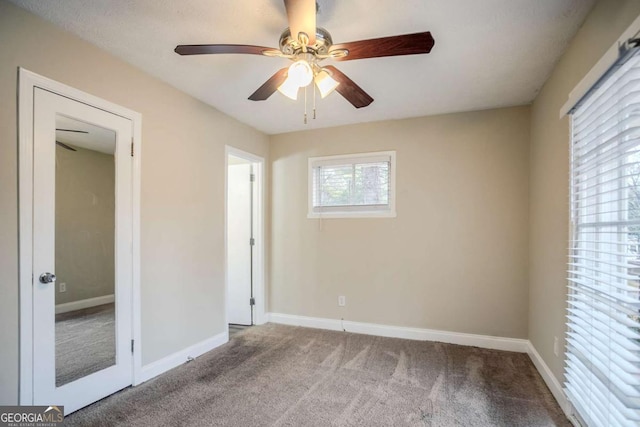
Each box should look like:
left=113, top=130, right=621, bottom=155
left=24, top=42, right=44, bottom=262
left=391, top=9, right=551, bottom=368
left=307, top=211, right=397, bottom=219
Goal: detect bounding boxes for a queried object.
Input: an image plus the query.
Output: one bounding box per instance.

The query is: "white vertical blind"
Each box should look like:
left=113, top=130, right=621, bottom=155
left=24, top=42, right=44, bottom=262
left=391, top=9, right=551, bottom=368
left=567, top=48, right=640, bottom=426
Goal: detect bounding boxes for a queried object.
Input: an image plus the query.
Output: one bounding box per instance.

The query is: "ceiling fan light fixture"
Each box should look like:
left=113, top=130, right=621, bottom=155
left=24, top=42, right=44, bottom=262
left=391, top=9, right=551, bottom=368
left=287, top=60, right=313, bottom=88
left=277, top=76, right=300, bottom=100
left=314, top=69, right=339, bottom=98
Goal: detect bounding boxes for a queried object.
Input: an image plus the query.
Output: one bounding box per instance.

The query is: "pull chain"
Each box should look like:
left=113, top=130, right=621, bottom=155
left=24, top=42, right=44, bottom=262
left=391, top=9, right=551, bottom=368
left=313, top=85, right=317, bottom=120
left=304, top=85, right=308, bottom=124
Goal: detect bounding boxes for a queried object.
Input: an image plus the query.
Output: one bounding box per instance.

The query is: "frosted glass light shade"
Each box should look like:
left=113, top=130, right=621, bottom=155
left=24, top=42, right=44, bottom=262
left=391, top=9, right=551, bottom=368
left=314, top=69, right=339, bottom=98
left=288, top=60, right=313, bottom=87
left=277, top=77, right=300, bottom=100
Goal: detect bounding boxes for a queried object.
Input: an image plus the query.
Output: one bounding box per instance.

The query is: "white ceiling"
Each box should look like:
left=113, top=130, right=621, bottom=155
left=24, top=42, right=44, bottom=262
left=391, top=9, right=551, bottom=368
left=12, top=0, right=596, bottom=135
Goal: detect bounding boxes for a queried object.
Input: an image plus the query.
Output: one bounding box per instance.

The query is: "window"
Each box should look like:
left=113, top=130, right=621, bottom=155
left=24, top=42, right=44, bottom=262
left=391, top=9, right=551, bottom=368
left=567, top=47, right=640, bottom=426
left=308, top=151, right=396, bottom=218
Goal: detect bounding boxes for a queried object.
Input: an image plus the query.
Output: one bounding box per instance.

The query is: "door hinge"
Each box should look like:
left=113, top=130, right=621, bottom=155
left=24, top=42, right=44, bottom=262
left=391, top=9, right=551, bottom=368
left=250, top=297, right=255, bottom=306
left=131, top=339, right=134, bottom=353
left=131, top=139, right=134, bottom=157
left=250, top=173, right=255, bottom=182
left=250, top=237, right=255, bottom=246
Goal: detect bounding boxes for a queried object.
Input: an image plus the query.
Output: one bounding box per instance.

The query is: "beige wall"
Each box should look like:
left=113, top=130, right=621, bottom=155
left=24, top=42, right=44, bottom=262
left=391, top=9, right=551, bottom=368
left=270, top=107, right=530, bottom=338
left=55, top=145, right=116, bottom=305
left=529, top=0, right=640, bottom=384
left=0, top=0, right=269, bottom=404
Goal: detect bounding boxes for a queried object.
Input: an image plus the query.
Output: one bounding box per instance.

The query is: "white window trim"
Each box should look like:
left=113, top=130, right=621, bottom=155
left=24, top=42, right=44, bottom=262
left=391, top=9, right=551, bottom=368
left=307, top=150, right=397, bottom=219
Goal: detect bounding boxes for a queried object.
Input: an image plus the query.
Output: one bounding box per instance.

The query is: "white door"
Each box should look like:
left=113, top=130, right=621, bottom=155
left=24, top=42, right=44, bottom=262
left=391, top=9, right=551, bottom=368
left=32, top=88, right=133, bottom=413
left=227, top=160, right=253, bottom=325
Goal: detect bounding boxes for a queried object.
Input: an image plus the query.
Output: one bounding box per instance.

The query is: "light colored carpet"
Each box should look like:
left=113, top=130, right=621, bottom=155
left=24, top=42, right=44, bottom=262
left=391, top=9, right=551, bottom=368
left=66, top=323, right=569, bottom=426
left=229, top=324, right=250, bottom=339
left=55, top=303, right=116, bottom=386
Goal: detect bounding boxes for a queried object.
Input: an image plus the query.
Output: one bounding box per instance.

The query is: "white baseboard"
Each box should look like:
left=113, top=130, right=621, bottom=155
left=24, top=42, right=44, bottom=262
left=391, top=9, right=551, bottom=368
left=55, top=294, right=115, bottom=314
left=526, top=342, right=572, bottom=419
left=267, top=313, right=529, bottom=353
left=135, top=330, right=229, bottom=385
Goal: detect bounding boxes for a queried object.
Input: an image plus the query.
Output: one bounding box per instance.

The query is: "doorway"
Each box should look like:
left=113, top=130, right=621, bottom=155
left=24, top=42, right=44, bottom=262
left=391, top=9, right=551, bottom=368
left=225, top=147, right=265, bottom=333
left=18, top=69, right=141, bottom=414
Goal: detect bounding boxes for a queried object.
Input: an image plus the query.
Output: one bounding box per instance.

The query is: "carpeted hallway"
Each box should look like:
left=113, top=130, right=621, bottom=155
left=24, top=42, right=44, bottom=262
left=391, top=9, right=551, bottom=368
left=65, top=323, right=569, bottom=426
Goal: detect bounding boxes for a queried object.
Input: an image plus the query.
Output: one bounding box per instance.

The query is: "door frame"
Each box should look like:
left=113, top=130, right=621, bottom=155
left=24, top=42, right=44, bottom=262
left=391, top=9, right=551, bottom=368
left=17, top=68, right=143, bottom=404
left=224, top=146, right=266, bottom=326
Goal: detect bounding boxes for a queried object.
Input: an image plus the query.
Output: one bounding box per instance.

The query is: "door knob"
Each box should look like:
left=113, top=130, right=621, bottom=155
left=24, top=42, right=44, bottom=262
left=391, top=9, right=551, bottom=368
left=39, top=272, right=57, bottom=284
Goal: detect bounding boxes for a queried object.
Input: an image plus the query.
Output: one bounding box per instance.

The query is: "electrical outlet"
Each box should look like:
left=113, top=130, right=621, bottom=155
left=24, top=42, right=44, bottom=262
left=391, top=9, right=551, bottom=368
left=59, top=282, right=66, bottom=293
left=553, top=336, right=559, bottom=356
left=338, top=296, right=346, bottom=307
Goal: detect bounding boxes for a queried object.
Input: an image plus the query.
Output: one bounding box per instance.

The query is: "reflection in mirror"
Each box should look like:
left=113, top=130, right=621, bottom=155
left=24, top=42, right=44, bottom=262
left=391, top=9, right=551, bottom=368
left=54, top=114, right=117, bottom=386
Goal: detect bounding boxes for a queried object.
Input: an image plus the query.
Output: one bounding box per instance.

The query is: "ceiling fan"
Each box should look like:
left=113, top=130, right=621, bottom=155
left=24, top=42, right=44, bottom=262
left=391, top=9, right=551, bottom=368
left=174, top=0, right=435, bottom=109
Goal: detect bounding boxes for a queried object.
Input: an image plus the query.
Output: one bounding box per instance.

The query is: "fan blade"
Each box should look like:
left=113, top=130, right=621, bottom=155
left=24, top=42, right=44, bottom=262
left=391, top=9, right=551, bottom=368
left=248, top=68, right=289, bottom=101
left=324, top=66, right=373, bottom=108
left=56, top=141, right=77, bottom=151
left=175, top=44, right=277, bottom=56
left=284, top=0, right=316, bottom=45
left=330, top=32, right=434, bottom=61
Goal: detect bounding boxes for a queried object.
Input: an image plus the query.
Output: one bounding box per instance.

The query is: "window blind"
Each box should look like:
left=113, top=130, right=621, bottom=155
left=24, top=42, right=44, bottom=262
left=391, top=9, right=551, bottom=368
left=309, top=152, right=394, bottom=217
left=313, top=161, right=389, bottom=207
left=567, top=47, right=640, bottom=426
